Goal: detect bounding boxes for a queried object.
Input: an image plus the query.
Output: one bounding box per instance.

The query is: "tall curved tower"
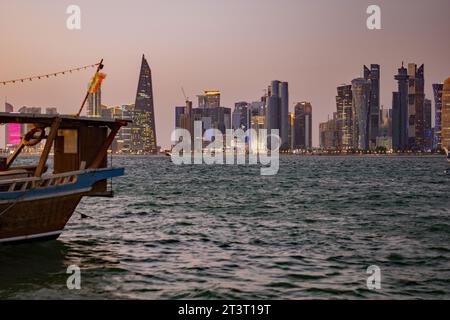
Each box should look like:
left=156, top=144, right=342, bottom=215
left=133, top=54, right=158, bottom=154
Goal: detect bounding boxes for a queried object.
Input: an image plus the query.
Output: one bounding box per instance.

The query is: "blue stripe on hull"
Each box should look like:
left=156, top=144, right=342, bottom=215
left=0, top=167, right=124, bottom=202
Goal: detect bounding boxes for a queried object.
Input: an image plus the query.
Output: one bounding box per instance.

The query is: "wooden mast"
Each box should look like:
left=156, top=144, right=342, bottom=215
left=76, top=58, right=104, bottom=117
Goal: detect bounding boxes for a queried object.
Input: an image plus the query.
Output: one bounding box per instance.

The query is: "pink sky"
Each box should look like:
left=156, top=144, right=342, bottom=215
left=0, top=0, right=449, bottom=148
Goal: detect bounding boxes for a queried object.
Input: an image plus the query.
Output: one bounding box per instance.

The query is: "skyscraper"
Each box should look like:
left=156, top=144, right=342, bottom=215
left=87, top=87, right=101, bottom=117
left=174, top=99, right=194, bottom=145
left=133, top=54, right=158, bottom=154
left=379, top=107, right=392, bottom=137
left=364, top=64, right=380, bottom=149
left=232, top=102, right=249, bottom=130
left=424, top=98, right=432, bottom=150
left=336, top=84, right=353, bottom=149
left=442, top=77, right=450, bottom=150
left=105, top=104, right=134, bottom=153
left=266, top=80, right=289, bottom=148
left=266, top=84, right=280, bottom=134
left=392, top=63, right=409, bottom=150
left=319, top=113, right=338, bottom=150
left=191, top=90, right=231, bottom=142
left=198, top=91, right=221, bottom=108
left=433, top=83, right=444, bottom=150
left=279, top=82, right=289, bottom=149
left=351, top=78, right=371, bottom=150
left=407, top=63, right=425, bottom=150
left=294, top=102, right=313, bottom=149
left=377, top=106, right=393, bottom=150
left=288, top=112, right=294, bottom=150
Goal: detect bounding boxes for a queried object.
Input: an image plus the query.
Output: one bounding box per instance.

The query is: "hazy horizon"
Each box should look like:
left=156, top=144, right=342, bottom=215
left=1, top=0, right=449, bottom=148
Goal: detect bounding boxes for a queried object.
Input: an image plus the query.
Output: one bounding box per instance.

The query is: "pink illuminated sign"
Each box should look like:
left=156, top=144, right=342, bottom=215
left=7, top=123, right=21, bottom=145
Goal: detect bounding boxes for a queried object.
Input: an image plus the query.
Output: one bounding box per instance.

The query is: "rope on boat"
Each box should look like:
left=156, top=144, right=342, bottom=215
left=0, top=192, right=29, bottom=218
left=0, top=181, right=40, bottom=218
left=0, top=63, right=101, bottom=86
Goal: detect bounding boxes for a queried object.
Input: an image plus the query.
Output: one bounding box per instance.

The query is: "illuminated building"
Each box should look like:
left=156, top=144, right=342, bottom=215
left=407, top=63, right=425, bottom=150
left=232, top=102, right=249, bottom=130
left=442, top=77, right=450, bottom=149
left=364, top=64, right=380, bottom=149
left=250, top=115, right=266, bottom=153
left=265, top=81, right=289, bottom=149
left=433, top=83, right=443, bottom=150
left=377, top=107, right=392, bottom=150
left=288, top=112, right=294, bottom=150
left=133, top=54, right=158, bottom=154
left=336, top=84, right=353, bottom=149
left=294, top=102, right=313, bottom=149
left=87, top=87, right=101, bottom=117
left=351, top=78, right=371, bottom=150
left=424, top=99, right=432, bottom=150
left=319, top=113, right=338, bottom=150
left=392, top=63, right=409, bottom=150
left=198, top=91, right=221, bottom=109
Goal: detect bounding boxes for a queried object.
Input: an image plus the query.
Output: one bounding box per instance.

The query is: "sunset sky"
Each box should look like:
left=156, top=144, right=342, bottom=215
left=0, top=0, right=449, bottom=148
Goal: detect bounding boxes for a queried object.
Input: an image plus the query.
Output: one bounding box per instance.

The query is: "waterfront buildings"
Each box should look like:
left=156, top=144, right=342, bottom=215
left=46, top=107, right=58, bottom=115
left=198, top=91, right=221, bottom=109
left=232, top=101, right=249, bottom=131
left=351, top=78, right=371, bottom=150
left=392, top=63, right=409, bottom=151
left=192, top=106, right=231, bottom=136
left=320, top=65, right=381, bottom=152
left=293, top=102, right=313, bottom=149
left=319, top=113, right=338, bottom=150
left=266, top=81, right=289, bottom=149
left=250, top=115, right=266, bottom=153
left=377, top=107, right=392, bottom=150
left=391, top=62, right=428, bottom=151
left=0, top=102, right=20, bottom=149
left=288, top=112, right=294, bottom=151
left=87, top=87, right=101, bottom=117
left=442, top=77, right=450, bottom=149
left=18, top=106, right=43, bottom=137
left=279, top=82, right=289, bottom=149
left=336, top=84, right=353, bottom=149
left=424, top=98, right=433, bottom=150
left=0, top=104, right=60, bottom=152
left=318, top=62, right=443, bottom=153
left=248, top=101, right=266, bottom=118
left=133, top=54, right=158, bottom=154
left=433, top=83, right=444, bottom=150
left=407, top=64, right=425, bottom=150
left=174, top=100, right=194, bottom=145
left=108, top=105, right=133, bottom=153
left=175, top=106, right=186, bottom=129
left=364, top=64, right=381, bottom=149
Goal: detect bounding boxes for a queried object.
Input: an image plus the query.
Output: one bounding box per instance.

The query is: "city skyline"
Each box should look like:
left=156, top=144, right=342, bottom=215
left=0, top=0, right=449, bottom=148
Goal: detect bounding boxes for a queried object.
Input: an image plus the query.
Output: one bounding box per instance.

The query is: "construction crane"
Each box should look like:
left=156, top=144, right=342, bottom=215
left=181, top=87, right=189, bottom=103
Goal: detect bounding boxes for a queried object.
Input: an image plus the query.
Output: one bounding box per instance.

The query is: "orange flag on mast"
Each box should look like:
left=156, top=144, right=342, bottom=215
left=88, top=72, right=106, bottom=93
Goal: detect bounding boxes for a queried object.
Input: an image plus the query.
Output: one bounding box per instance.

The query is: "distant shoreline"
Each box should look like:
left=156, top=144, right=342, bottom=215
left=14, top=152, right=445, bottom=158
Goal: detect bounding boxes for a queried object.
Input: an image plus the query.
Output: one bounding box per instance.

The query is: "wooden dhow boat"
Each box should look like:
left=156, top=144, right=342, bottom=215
left=0, top=113, right=130, bottom=244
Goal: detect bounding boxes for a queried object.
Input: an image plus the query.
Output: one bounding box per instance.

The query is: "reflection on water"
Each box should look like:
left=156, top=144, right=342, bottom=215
left=1, top=156, right=450, bottom=299
left=0, top=239, right=124, bottom=299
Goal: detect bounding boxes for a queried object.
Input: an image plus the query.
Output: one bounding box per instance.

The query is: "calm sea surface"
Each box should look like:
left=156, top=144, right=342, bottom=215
left=1, top=156, right=449, bottom=299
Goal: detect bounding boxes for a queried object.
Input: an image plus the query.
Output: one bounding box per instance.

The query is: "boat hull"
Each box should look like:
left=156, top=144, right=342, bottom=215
left=0, top=192, right=84, bottom=244
left=0, top=167, right=124, bottom=244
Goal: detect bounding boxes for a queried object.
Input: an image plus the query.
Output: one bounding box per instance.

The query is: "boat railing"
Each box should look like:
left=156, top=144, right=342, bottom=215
left=0, top=170, right=82, bottom=193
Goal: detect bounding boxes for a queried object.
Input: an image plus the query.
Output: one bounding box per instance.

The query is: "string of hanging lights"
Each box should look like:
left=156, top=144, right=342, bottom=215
left=0, top=63, right=101, bottom=86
